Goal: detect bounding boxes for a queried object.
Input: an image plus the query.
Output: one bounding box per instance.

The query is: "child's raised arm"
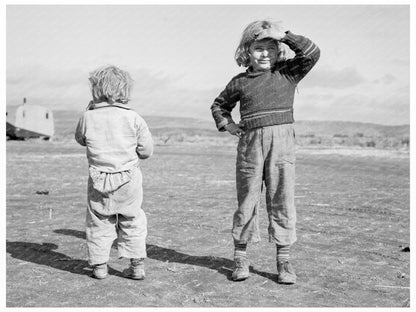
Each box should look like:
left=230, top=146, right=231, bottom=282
left=279, top=31, right=320, bottom=83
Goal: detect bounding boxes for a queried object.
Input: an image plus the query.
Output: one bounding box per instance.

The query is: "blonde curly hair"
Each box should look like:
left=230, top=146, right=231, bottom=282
left=89, top=65, right=133, bottom=104
left=235, top=20, right=289, bottom=68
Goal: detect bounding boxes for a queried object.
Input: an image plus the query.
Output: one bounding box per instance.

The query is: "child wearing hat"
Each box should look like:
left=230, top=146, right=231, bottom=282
left=211, top=20, right=320, bottom=284
left=75, top=65, right=153, bottom=280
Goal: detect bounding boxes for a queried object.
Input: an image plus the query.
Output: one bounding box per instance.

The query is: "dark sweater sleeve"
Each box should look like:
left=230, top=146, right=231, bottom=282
left=280, top=31, right=320, bottom=83
left=210, top=76, right=241, bottom=131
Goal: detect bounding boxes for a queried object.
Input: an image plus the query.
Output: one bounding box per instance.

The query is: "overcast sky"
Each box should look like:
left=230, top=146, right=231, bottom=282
left=6, top=4, right=411, bottom=125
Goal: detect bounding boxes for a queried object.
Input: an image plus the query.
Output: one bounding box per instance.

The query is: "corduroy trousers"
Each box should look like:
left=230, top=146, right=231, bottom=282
left=233, top=123, right=297, bottom=246
left=86, top=166, right=147, bottom=265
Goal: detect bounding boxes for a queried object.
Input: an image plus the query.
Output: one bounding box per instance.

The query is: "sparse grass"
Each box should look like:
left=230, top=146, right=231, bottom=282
left=6, top=140, right=410, bottom=307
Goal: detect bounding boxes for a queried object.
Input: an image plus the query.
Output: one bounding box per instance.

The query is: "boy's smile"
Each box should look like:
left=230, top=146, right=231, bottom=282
left=248, top=39, right=278, bottom=71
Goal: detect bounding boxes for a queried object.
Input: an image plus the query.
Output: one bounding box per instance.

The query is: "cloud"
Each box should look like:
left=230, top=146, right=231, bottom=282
left=295, top=89, right=409, bottom=125
left=7, top=65, right=90, bottom=110
left=298, top=93, right=335, bottom=101
left=129, top=77, right=219, bottom=120
left=373, top=74, right=396, bottom=85
left=6, top=66, right=220, bottom=120
left=7, top=65, right=409, bottom=126
left=6, top=65, right=44, bottom=86
left=391, top=58, right=409, bottom=67
left=304, top=66, right=366, bottom=89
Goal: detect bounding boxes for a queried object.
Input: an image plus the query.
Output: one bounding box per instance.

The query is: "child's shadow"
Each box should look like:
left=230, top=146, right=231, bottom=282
left=6, top=236, right=120, bottom=278
left=53, top=229, right=277, bottom=282
left=6, top=241, right=92, bottom=276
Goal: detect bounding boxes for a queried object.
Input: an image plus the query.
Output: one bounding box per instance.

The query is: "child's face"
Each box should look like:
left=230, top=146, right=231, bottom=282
left=248, top=39, right=278, bottom=71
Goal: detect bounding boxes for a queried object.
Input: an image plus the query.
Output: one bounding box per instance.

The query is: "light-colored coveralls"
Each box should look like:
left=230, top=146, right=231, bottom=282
left=75, top=103, right=153, bottom=265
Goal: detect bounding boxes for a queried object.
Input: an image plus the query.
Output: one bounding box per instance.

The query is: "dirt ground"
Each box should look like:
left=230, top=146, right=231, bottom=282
left=5, top=140, right=410, bottom=307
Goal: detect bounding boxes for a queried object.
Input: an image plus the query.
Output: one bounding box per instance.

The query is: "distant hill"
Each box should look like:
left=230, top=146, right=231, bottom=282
left=49, top=110, right=220, bottom=139
left=7, top=107, right=409, bottom=149
left=142, top=115, right=215, bottom=130
left=51, top=110, right=409, bottom=136
left=294, top=120, right=409, bottom=139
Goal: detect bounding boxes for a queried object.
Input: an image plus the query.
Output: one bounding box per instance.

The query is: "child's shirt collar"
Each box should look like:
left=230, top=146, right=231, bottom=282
left=246, top=66, right=274, bottom=77
left=88, top=102, right=131, bottom=110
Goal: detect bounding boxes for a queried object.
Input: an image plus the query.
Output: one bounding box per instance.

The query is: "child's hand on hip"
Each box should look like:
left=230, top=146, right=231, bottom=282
left=225, top=123, right=245, bottom=138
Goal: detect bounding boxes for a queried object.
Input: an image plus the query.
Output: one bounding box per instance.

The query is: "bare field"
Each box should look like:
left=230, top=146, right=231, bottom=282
left=6, top=140, right=410, bottom=307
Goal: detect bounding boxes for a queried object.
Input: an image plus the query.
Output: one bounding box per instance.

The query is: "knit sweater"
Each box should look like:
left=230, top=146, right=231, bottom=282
left=211, top=31, right=320, bottom=131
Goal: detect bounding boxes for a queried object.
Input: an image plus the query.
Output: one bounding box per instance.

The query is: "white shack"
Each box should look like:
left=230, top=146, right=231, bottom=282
left=6, top=98, right=55, bottom=140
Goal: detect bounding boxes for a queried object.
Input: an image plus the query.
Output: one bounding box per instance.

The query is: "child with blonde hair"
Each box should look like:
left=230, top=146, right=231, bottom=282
left=211, top=20, right=320, bottom=284
left=75, top=65, right=153, bottom=279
